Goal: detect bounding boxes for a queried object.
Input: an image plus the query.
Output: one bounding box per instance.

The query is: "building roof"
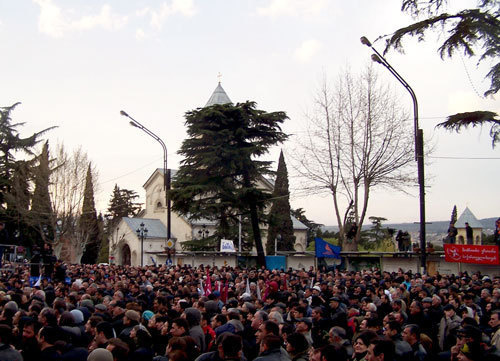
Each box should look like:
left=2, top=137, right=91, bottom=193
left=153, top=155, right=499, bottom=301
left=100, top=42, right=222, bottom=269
left=122, top=217, right=171, bottom=239
left=455, top=207, right=483, bottom=228
left=291, top=215, right=308, bottom=230
left=205, top=82, right=232, bottom=106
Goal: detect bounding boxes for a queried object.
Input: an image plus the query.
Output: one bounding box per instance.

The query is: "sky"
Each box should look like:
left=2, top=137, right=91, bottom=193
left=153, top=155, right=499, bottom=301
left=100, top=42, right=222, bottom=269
left=0, top=0, right=498, bottom=227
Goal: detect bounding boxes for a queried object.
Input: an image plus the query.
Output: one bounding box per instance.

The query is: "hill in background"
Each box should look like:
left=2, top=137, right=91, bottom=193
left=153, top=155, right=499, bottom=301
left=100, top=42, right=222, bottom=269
left=321, top=217, right=498, bottom=246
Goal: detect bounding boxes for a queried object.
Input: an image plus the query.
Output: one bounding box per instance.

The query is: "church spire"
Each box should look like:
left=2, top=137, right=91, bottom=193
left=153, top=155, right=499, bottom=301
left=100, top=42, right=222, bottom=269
left=205, top=78, right=232, bottom=106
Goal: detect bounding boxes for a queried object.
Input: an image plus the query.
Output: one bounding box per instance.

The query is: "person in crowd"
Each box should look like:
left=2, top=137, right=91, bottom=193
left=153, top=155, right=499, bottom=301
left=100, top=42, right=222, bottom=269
left=0, top=260, right=499, bottom=361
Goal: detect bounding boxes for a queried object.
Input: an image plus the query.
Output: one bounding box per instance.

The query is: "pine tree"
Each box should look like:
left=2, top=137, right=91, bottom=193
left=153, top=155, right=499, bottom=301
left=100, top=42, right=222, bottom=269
left=450, top=205, right=457, bottom=224
left=171, top=101, right=288, bottom=267
left=0, top=103, right=54, bottom=242
left=107, top=184, right=141, bottom=220
left=385, top=1, right=500, bottom=147
left=80, top=164, right=99, bottom=264
left=30, top=141, right=54, bottom=246
left=266, top=151, right=295, bottom=255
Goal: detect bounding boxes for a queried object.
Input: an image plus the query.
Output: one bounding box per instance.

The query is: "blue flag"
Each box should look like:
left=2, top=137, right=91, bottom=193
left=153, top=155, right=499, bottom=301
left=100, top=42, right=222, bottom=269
left=315, top=237, right=341, bottom=259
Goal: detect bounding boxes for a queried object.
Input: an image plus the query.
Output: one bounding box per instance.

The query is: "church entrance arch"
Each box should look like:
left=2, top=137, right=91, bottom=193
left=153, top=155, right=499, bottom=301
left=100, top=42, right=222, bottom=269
left=122, top=244, right=131, bottom=266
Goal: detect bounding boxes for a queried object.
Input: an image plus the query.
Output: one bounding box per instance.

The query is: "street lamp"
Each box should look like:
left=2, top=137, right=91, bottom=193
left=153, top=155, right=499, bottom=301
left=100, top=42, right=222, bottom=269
left=136, top=222, right=148, bottom=267
left=361, top=36, right=427, bottom=274
left=120, top=110, right=171, bottom=245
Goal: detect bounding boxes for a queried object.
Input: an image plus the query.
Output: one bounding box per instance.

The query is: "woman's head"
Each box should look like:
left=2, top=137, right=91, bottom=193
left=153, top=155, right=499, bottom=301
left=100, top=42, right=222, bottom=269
left=354, top=330, right=377, bottom=355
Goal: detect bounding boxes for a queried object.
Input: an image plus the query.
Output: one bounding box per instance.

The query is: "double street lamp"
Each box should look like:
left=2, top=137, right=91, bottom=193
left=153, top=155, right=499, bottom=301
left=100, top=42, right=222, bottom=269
left=136, top=222, right=148, bottom=267
left=361, top=36, right=427, bottom=274
left=120, top=110, right=172, bottom=249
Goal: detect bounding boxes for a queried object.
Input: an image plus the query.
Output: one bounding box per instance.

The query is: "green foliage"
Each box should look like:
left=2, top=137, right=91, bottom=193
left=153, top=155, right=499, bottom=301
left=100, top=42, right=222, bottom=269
left=450, top=205, right=457, bottom=224
left=437, top=111, right=500, bottom=148
left=80, top=165, right=100, bottom=264
left=482, top=232, right=496, bottom=245
left=107, top=184, right=142, bottom=221
left=171, top=101, right=288, bottom=266
left=0, top=103, right=54, bottom=245
left=384, top=1, right=500, bottom=97
left=96, top=214, right=109, bottom=263
left=384, top=1, right=500, bottom=147
left=266, top=151, right=295, bottom=254
left=30, top=142, right=54, bottom=246
left=358, top=217, right=396, bottom=252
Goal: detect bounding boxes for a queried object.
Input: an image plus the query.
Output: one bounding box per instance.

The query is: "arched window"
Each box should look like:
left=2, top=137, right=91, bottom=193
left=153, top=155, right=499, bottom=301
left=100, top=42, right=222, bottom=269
left=156, top=201, right=162, bottom=209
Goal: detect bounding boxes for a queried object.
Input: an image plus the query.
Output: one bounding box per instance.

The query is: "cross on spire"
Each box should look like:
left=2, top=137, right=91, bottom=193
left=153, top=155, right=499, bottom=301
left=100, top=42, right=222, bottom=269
left=217, top=72, right=222, bottom=83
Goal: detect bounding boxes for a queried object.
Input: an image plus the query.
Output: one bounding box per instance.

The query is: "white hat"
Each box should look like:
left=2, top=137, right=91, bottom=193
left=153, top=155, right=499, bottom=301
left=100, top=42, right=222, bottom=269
left=312, top=286, right=321, bottom=292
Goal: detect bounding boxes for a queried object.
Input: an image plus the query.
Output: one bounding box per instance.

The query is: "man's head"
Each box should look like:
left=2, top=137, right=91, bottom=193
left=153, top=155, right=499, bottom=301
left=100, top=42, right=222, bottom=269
left=444, top=304, right=456, bottom=318
left=383, top=320, right=401, bottom=339
left=256, top=320, right=280, bottom=344
left=329, top=326, right=346, bottom=344
left=251, top=310, right=268, bottom=330
left=402, top=324, right=419, bottom=346
left=37, top=326, right=58, bottom=347
left=489, top=310, right=500, bottom=329
left=0, top=325, right=13, bottom=345
left=95, top=322, right=114, bottom=345
left=170, top=317, right=189, bottom=337
left=220, top=333, right=243, bottom=359
left=295, top=318, right=312, bottom=334
left=259, top=334, right=282, bottom=354
left=367, top=338, right=395, bottom=361
left=106, top=338, right=130, bottom=361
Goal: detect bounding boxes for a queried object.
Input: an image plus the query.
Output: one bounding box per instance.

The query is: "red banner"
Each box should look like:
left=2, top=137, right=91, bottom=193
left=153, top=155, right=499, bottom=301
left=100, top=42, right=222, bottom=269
left=444, top=244, right=499, bottom=265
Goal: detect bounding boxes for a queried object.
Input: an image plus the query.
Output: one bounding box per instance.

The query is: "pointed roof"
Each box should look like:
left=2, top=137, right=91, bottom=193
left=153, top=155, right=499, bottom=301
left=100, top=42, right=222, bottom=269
left=205, top=82, right=232, bottom=106
left=456, top=207, right=483, bottom=228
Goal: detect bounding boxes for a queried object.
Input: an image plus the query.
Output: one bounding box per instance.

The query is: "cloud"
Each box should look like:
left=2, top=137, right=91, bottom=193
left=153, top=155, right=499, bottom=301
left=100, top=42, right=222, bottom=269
left=257, top=0, right=328, bottom=18
left=135, top=28, right=146, bottom=40
left=33, top=0, right=128, bottom=37
left=294, top=39, right=322, bottom=63
left=149, top=0, right=197, bottom=30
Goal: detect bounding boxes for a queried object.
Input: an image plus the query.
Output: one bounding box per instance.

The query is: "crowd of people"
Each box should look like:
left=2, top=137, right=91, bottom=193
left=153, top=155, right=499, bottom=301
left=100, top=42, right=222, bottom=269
left=0, top=254, right=499, bottom=361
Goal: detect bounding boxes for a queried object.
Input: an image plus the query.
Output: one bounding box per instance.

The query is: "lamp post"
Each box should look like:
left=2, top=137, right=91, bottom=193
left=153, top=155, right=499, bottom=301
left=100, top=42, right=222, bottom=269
left=361, top=36, right=427, bottom=274
left=120, top=111, right=171, bottom=245
left=136, top=222, right=148, bottom=267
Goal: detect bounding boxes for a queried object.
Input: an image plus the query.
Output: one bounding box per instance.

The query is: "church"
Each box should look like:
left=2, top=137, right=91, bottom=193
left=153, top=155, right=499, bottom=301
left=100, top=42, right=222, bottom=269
left=109, top=83, right=308, bottom=267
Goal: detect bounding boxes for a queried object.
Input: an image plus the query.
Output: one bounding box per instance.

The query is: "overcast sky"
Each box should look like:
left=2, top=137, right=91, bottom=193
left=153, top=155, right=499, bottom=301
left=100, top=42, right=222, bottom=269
left=1, top=0, right=498, bottom=227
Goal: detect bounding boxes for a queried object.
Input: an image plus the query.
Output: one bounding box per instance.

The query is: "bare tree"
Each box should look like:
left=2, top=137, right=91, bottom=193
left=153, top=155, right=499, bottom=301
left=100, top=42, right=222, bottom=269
left=49, top=144, right=98, bottom=262
left=293, top=67, right=416, bottom=250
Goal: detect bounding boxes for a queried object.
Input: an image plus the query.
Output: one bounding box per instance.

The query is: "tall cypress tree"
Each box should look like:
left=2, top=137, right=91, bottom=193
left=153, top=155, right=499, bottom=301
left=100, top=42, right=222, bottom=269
left=30, top=141, right=53, bottom=246
left=266, top=151, right=295, bottom=254
left=450, top=205, right=458, bottom=224
left=171, top=101, right=288, bottom=267
left=80, top=164, right=99, bottom=264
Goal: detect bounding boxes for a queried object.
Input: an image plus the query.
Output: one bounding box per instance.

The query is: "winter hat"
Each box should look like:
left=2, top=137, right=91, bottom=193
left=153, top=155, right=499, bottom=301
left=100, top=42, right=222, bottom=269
left=70, top=309, right=84, bottom=325
left=184, top=307, right=202, bottom=327
left=142, top=310, right=154, bottom=321
left=87, top=348, right=113, bottom=361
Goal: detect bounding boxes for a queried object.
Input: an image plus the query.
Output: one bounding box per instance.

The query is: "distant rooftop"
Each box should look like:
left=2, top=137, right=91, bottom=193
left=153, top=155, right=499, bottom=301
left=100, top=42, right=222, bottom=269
left=206, top=82, right=232, bottom=106
left=456, top=207, right=483, bottom=228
